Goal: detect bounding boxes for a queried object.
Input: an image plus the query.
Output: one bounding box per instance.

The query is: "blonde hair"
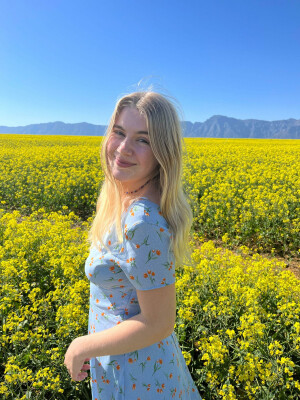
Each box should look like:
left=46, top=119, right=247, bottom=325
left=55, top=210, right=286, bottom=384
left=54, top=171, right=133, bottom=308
left=88, top=91, right=193, bottom=266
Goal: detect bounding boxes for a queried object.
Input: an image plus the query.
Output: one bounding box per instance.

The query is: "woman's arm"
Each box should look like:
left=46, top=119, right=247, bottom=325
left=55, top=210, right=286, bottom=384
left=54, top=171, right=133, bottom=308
left=64, top=283, right=176, bottom=381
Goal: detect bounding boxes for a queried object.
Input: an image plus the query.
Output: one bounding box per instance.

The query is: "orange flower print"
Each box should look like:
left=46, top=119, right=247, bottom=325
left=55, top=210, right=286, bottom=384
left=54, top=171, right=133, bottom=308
left=147, top=356, right=151, bottom=361
left=160, top=227, right=164, bottom=232
left=96, top=299, right=99, bottom=303
left=108, top=240, right=111, bottom=245
left=156, top=250, right=161, bottom=255
left=136, top=244, right=140, bottom=248
left=88, top=273, right=92, bottom=277
left=132, top=383, right=136, bottom=390
left=129, top=275, right=135, bottom=280
left=128, top=358, right=133, bottom=363
left=144, top=273, right=148, bottom=278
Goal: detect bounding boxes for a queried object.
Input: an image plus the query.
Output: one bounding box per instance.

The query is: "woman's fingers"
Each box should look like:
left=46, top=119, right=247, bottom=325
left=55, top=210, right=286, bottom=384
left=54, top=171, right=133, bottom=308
left=81, top=363, right=90, bottom=371
left=76, top=372, right=88, bottom=381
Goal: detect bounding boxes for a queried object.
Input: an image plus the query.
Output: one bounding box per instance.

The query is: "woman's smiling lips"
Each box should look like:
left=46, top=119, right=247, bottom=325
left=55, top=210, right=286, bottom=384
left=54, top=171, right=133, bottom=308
left=115, top=157, right=136, bottom=168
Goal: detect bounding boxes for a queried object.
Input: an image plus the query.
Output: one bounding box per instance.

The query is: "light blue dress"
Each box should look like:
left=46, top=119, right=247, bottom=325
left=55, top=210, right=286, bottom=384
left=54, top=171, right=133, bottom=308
left=85, top=198, right=202, bottom=400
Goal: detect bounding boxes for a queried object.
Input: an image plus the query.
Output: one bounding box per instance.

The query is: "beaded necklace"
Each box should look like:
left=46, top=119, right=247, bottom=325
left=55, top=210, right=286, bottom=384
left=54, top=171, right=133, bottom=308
left=124, top=178, right=152, bottom=195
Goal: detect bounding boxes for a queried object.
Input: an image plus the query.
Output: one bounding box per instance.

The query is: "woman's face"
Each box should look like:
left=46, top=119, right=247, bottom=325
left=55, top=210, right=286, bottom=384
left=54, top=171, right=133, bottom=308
left=106, top=106, right=159, bottom=192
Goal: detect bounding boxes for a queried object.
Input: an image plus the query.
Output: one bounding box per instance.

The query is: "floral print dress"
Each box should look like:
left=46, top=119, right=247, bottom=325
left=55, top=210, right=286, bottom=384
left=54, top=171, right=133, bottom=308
left=85, top=198, right=202, bottom=400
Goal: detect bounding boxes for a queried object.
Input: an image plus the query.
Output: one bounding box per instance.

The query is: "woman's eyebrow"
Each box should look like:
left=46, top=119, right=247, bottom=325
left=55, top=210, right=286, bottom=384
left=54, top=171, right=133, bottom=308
left=113, top=124, right=148, bottom=135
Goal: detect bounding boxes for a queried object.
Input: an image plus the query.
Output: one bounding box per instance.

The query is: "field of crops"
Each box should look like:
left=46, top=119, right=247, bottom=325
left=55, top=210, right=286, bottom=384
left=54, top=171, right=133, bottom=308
left=1, top=134, right=300, bottom=399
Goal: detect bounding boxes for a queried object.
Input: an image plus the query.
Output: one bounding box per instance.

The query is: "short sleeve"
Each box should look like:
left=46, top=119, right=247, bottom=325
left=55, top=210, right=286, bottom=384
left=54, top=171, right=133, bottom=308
left=122, top=221, right=176, bottom=290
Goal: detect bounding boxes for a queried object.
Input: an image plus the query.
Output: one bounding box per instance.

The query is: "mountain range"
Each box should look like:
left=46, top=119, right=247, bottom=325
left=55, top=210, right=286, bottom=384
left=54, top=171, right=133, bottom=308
left=1, top=116, right=300, bottom=139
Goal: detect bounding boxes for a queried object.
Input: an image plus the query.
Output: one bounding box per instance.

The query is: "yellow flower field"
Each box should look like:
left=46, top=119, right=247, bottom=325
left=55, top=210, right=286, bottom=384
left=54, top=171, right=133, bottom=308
left=183, top=138, right=300, bottom=256
left=0, top=134, right=299, bottom=399
left=1, top=135, right=299, bottom=255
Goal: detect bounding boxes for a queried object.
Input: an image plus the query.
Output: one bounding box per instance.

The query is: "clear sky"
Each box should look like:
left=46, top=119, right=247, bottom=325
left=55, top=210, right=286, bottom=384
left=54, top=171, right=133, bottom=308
left=1, top=0, right=300, bottom=126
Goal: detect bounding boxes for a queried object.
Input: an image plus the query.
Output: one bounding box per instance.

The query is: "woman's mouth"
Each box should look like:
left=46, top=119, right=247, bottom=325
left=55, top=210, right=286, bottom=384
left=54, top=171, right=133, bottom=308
left=115, top=158, right=136, bottom=168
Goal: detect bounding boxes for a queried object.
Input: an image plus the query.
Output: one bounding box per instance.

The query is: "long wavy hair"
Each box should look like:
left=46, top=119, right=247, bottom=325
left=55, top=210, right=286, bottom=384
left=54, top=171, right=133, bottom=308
left=88, top=91, right=193, bottom=266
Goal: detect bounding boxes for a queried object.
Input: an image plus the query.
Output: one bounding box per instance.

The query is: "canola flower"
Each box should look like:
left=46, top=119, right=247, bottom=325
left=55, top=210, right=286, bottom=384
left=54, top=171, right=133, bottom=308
left=175, top=241, right=300, bottom=399
left=1, top=135, right=300, bottom=256
left=182, top=138, right=300, bottom=256
left=0, top=209, right=91, bottom=399
left=0, top=134, right=103, bottom=220
left=1, top=135, right=300, bottom=399
left=1, top=212, right=300, bottom=399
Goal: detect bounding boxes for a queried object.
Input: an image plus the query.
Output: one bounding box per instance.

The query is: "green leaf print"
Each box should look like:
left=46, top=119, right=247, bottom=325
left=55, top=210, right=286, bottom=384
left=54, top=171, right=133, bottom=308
left=128, top=350, right=139, bottom=360
left=135, top=275, right=142, bottom=287
left=152, top=360, right=162, bottom=375
left=96, top=384, right=104, bottom=394
left=126, top=226, right=138, bottom=240
left=142, top=235, right=150, bottom=246
left=107, top=359, right=118, bottom=368
left=146, top=249, right=159, bottom=263
left=139, top=361, right=147, bottom=372
left=129, top=373, right=137, bottom=382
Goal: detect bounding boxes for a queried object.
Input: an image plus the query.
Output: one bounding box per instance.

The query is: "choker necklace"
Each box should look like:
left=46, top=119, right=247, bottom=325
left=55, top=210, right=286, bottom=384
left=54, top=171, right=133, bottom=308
left=124, top=178, right=152, bottom=195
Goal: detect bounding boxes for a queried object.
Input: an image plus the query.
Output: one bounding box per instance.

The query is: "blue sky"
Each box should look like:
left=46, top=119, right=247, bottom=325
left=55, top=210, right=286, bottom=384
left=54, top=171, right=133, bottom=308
left=1, top=0, right=300, bottom=126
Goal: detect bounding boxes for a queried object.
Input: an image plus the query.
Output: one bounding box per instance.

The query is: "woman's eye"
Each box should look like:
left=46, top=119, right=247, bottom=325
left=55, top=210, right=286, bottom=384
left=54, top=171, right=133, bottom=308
left=114, top=130, right=124, bottom=136
left=138, top=138, right=150, bottom=145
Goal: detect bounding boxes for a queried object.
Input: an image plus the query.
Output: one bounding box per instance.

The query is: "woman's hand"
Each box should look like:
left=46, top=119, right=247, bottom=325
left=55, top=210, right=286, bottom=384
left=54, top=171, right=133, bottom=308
left=64, top=337, right=91, bottom=381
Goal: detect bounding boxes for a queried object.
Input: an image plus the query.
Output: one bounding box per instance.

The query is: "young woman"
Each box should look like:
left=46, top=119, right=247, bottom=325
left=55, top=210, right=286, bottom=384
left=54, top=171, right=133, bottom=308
left=64, top=91, right=202, bottom=399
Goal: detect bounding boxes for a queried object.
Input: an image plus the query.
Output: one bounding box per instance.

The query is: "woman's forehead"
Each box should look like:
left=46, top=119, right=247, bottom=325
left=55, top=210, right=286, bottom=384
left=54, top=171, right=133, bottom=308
left=115, top=107, right=148, bottom=132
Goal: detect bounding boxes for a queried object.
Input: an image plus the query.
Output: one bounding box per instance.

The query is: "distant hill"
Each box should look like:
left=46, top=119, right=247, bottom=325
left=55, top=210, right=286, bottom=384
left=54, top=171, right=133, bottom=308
left=1, top=116, right=300, bottom=138
left=181, top=116, right=300, bottom=139
left=0, top=121, right=107, bottom=136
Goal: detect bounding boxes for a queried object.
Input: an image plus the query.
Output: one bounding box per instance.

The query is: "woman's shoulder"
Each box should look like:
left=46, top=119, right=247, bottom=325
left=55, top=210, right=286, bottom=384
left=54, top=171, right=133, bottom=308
left=122, top=197, right=169, bottom=231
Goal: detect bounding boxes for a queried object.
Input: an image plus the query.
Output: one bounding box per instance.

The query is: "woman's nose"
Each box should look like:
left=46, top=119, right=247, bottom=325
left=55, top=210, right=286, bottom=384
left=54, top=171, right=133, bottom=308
left=118, top=137, right=133, bottom=155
